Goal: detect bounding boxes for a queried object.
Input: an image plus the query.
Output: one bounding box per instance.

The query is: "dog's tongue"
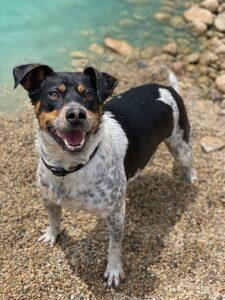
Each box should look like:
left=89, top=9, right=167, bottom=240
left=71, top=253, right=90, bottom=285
left=61, top=129, right=85, bottom=146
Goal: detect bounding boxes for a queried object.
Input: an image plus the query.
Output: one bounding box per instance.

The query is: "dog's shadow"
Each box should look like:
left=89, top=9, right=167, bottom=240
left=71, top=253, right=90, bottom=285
left=58, top=167, right=198, bottom=296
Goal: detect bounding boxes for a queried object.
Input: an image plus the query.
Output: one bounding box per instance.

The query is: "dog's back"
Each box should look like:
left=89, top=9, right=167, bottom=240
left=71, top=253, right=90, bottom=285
left=104, top=84, right=191, bottom=179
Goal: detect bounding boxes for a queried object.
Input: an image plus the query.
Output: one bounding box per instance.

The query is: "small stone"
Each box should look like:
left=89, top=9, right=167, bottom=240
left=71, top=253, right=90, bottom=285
left=210, top=37, right=225, bottom=54
left=169, top=62, right=185, bottom=76
left=71, top=59, right=88, bottom=69
left=219, top=109, right=225, bottom=115
left=209, top=88, right=222, bottom=101
left=201, top=0, right=219, bottom=13
left=186, top=52, right=200, bottom=64
left=70, top=51, right=87, bottom=59
left=218, top=3, right=225, bottom=13
left=199, top=51, right=218, bottom=66
left=89, top=43, right=104, bottom=55
left=104, top=38, right=134, bottom=56
left=133, top=14, right=145, bottom=21
left=190, top=21, right=208, bottom=35
left=220, top=99, right=225, bottom=108
left=169, top=16, right=185, bottom=28
left=183, top=5, right=214, bottom=25
left=162, top=42, right=177, bottom=55
left=119, top=18, right=136, bottom=27
left=214, top=12, right=225, bottom=32
left=201, top=136, right=225, bottom=153
left=154, top=12, right=171, bottom=22
left=215, top=74, right=225, bottom=93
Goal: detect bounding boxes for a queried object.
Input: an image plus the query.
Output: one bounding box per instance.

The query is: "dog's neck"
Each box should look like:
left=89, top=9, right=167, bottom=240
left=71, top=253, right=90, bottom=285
left=36, top=126, right=102, bottom=170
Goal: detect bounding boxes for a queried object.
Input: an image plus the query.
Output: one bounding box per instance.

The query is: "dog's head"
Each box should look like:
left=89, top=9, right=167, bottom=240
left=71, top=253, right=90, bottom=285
left=13, top=64, right=117, bottom=152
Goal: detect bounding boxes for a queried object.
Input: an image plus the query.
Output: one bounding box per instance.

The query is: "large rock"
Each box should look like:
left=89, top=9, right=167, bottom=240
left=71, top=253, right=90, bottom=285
left=214, top=12, right=225, bottom=32
left=215, top=74, right=225, bottom=93
left=104, top=38, right=134, bottom=56
left=183, top=5, right=214, bottom=25
left=201, top=0, right=219, bottom=13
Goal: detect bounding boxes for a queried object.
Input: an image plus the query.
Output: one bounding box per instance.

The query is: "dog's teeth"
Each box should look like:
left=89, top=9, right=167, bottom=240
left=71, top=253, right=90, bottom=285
left=64, top=139, right=69, bottom=147
left=56, top=130, right=61, bottom=137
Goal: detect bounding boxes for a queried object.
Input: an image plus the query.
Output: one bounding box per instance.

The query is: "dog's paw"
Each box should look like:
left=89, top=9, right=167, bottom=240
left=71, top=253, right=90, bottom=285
left=38, top=227, right=60, bottom=246
left=104, top=264, right=126, bottom=287
left=186, top=167, right=198, bottom=183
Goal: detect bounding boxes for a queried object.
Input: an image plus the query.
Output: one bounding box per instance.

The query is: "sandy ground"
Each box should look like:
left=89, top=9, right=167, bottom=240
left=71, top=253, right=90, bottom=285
left=1, top=56, right=225, bottom=300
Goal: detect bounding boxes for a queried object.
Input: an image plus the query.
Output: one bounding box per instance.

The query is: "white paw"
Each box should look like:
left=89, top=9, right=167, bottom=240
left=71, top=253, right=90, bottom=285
left=104, top=264, right=126, bottom=287
left=186, top=168, right=198, bottom=183
left=38, top=227, right=60, bottom=246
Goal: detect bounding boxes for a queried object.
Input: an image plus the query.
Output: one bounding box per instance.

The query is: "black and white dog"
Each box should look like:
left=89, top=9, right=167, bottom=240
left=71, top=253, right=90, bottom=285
left=13, top=64, right=196, bottom=287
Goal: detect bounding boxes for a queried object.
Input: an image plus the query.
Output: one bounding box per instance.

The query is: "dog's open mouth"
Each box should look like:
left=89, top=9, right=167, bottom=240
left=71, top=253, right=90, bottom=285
left=53, top=128, right=87, bottom=152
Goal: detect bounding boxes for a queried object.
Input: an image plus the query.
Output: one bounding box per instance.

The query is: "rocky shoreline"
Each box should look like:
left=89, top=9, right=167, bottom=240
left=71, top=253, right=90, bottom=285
left=69, top=0, right=225, bottom=116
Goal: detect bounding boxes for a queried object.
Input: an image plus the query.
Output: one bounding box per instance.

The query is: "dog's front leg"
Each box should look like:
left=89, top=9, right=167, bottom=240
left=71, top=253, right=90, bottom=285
left=104, top=201, right=126, bottom=287
left=38, top=197, right=62, bottom=246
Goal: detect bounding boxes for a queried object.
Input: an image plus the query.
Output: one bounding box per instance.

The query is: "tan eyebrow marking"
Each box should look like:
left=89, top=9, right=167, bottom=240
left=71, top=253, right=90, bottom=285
left=58, top=84, right=66, bottom=93
left=34, top=100, right=41, bottom=116
left=77, top=83, right=86, bottom=94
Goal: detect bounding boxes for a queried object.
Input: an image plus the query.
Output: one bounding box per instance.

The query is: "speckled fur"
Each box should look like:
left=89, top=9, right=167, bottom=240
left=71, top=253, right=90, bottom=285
left=158, top=88, right=197, bottom=183
left=37, top=112, right=128, bottom=285
left=37, top=87, right=196, bottom=287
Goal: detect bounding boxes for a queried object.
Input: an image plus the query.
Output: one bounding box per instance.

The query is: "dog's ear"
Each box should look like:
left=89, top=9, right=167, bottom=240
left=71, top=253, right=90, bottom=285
left=13, top=64, right=54, bottom=91
left=84, top=67, right=117, bottom=103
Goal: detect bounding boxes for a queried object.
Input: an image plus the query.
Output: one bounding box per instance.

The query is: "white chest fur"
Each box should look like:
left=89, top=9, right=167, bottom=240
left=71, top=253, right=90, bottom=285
left=37, top=113, right=128, bottom=216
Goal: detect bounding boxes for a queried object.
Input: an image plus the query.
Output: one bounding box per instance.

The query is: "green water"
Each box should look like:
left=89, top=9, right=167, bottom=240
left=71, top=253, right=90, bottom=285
left=0, top=0, right=196, bottom=111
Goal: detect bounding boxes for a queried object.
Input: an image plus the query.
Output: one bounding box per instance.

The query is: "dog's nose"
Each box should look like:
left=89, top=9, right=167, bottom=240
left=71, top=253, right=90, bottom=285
left=66, top=108, right=87, bottom=124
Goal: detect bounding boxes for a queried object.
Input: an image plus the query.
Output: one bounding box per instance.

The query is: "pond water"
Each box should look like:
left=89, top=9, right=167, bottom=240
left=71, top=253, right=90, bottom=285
left=0, top=0, right=196, bottom=111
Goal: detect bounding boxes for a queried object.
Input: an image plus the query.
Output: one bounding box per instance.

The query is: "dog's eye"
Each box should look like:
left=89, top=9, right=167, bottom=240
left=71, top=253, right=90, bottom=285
left=49, top=90, right=60, bottom=100
left=84, top=91, right=94, bottom=101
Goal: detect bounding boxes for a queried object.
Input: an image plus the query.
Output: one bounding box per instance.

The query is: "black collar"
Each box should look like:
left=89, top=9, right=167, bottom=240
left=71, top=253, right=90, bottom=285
left=41, top=145, right=99, bottom=177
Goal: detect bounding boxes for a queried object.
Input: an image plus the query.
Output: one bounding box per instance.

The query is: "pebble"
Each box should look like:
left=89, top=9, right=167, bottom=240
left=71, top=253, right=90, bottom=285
left=199, top=51, right=218, bottom=66
left=186, top=52, right=200, bottom=64
left=201, top=136, right=225, bottom=153
left=89, top=43, right=104, bottom=55
left=218, top=3, right=225, bottom=13
left=104, top=37, right=134, bottom=56
left=190, top=21, right=208, bottom=35
left=169, top=16, right=185, bottom=29
left=201, top=0, right=219, bottom=13
left=215, top=74, right=225, bottom=93
left=71, top=59, right=88, bottom=69
left=220, top=99, right=225, bottom=108
left=209, top=88, right=222, bottom=101
left=154, top=12, right=171, bottom=22
left=219, top=109, right=225, bottom=116
left=210, top=37, right=225, bottom=54
left=214, top=12, right=225, bottom=32
left=70, top=51, right=87, bottom=59
left=162, top=42, right=177, bottom=56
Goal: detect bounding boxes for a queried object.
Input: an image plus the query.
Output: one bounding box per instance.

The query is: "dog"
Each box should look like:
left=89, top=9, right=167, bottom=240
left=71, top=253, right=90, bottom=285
left=13, top=64, right=196, bottom=287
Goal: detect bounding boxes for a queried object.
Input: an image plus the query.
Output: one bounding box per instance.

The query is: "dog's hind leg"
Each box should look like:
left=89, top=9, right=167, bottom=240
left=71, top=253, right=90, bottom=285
left=165, top=127, right=197, bottom=183
left=38, top=197, right=62, bottom=246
